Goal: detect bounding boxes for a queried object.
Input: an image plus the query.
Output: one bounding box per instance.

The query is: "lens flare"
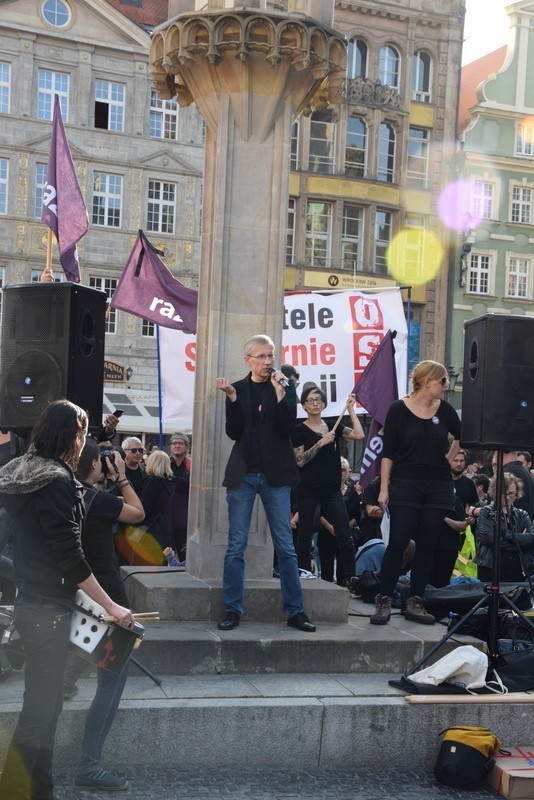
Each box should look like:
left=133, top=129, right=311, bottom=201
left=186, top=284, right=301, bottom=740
left=387, top=229, right=444, bottom=286
left=437, top=179, right=480, bottom=232
left=116, top=527, right=166, bottom=566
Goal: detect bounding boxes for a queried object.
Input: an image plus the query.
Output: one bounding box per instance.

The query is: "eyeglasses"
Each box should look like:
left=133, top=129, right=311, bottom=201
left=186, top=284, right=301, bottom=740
left=306, top=398, right=324, bottom=405
left=505, top=491, right=517, bottom=498
left=439, top=377, right=448, bottom=385
left=247, top=353, right=275, bottom=361
left=125, top=447, right=144, bottom=454
left=171, top=440, right=187, bottom=446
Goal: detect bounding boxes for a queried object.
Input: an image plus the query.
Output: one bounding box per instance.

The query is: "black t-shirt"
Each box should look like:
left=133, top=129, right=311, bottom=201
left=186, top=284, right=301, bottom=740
left=82, top=489, right=129, bottom=607
left=247, top=380, right=270, bottom=473
left=292, top=420, right=344, bottom=494
left=382, top=399, right=461, bottom=481
left=453, top=475, right=478, bottom=510
left=126, top=464, right=146, bottom=495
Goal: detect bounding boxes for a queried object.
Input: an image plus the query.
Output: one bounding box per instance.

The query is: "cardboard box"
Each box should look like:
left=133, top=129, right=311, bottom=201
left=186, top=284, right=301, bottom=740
left=486, top=747, right=534, bottom=800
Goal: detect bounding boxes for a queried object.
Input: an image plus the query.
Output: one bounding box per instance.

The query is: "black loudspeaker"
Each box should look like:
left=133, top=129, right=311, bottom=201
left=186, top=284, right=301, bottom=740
left=461, top=314, right=534, bottom=449
left=0, top=282, right=107, bottom=434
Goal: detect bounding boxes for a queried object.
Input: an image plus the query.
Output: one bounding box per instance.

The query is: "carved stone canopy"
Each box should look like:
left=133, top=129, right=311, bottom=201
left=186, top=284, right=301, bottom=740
left=149, top=10, right=346, bottom=141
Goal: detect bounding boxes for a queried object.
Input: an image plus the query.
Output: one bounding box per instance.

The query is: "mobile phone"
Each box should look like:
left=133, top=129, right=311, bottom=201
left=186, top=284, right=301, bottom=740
left=113, top=409, right=124, bottom=418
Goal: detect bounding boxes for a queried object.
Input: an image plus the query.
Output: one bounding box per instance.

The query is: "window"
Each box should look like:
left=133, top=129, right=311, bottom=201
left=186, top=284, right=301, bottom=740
left=341, top=204, right=363, bottom=271
left=0, top=159, right=8, bottom=214
left=516, top=125, right=534, bottom=157
left=142, top=319, right=155, bottom=337
left=472, top=180, right=494, bottom=220
left=0, top=62, right=10, bottom=114
left=89, top=276, right=118, bottom=334
left=411, top=50, right=432, bottom=103
left=38, top=69, right=69, bottom=121
left=375, top=209, right=392, bottom=274
left=287, top=197, right=296, bottom=264
left=377, top=123, right=395, bottom=183
left=41, top=0, right=71, bottom=27
left=308, top=111, right=336, bottom=174
left=31, top=269, right=62, bottom=282
left=379, top=45, right=400, bottom=89
left=305, top=201, right=331, bottom=267
left=403, top=216, right=427, bottom=283
left=468, top=253, right=491, bottom=294
left=34, top=164, right=48, bottom=218
left=147, top=180, right=176, bottom=234
left=92, top=172, right=122, bottom=227
left=347, top=38, right=367, bottom=79
left=149, top=89, right=178, bottom=140
left=407, top=127, right=429, bottom=186
left=345, top=115, right=366, bottom=177
left=511, top=186, right=533, bottom=224
left=506, top=257, right=530, bottom=299
left=290, top=120, right=300, bottom=170
left=94, top=80, right=124, bottom=132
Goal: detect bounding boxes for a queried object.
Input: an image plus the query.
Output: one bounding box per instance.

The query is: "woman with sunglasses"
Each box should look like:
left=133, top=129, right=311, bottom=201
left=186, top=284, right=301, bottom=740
left=292, top=385, right=364, bottom=583
left=475, top=473, right=534, bottom=583
left=371, top=360, right=461, bottom=625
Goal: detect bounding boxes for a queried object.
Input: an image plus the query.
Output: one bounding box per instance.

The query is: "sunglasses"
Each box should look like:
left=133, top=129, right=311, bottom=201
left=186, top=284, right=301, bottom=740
left=126, top=447, right=144, bottom=454
left=439, top=377, right=448, bottom=385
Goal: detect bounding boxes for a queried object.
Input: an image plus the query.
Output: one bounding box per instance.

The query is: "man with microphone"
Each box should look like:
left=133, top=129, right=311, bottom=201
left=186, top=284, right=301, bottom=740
left=216, top=334, right=316, bottom=632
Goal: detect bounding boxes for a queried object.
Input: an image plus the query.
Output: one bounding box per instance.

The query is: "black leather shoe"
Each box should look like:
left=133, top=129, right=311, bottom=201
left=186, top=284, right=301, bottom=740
left=217, top=611, right=240, bottom=631
left=287, top=612, right=316, bottom=632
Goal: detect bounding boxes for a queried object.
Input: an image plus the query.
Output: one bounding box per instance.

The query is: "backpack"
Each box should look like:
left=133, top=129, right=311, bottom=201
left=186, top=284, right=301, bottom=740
left=434, top=726, right=501, bottom=789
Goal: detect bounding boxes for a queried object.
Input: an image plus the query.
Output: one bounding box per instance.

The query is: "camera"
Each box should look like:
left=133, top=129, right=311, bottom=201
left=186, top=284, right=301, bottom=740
left=99, top=446, right=122, bottom=475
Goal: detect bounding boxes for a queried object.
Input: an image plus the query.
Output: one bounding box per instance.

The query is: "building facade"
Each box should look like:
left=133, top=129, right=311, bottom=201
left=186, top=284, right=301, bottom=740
left=450, top=0, right=534, bottom=406
left=0, top=0, right=204, bottom=435
left=0, top=0, right=465, bottom=435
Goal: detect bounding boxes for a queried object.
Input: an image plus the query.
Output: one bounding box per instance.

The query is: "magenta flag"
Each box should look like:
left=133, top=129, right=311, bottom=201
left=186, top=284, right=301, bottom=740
left=41, top=95, right=88, bottom=282
left=111, top=230, right=198, bottom=334
left=353, top=330, right=398, bottom=488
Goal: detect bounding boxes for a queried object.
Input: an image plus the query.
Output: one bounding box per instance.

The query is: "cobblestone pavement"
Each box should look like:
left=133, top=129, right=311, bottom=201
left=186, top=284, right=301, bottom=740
left=55, top=767, right=499, bottom=799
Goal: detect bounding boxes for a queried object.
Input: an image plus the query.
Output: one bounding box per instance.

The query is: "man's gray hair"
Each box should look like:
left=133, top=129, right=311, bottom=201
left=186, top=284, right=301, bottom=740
left=243, top=334, right=274, bottom=356
left=122, top=436, right=143, bottom=449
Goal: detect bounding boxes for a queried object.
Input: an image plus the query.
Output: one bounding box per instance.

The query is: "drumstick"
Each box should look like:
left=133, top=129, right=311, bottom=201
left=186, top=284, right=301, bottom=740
left=101, top=612, right=160, bottom=623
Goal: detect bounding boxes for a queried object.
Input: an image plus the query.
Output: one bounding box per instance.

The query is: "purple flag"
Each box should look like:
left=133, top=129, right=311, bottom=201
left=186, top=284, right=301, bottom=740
left=353, top=330, right=398, bottom=488
left=111, top=230, right=198, bottom=334
left=41, top=95, right=88, bottom=282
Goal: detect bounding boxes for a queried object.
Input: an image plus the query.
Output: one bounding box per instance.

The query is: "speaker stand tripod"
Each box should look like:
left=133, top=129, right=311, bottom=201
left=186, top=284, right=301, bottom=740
left=402, top=449, right=534, bottom=684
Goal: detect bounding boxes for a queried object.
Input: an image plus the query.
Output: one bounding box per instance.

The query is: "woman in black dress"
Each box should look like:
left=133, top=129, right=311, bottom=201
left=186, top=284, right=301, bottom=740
left=371, top=360, right=461, bottom=625
left=292, top=386, right=364, bottom=583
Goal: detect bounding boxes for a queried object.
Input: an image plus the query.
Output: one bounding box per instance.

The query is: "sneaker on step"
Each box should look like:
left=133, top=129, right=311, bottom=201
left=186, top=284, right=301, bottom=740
left=404, top=595, right=436, bottom=625
left=74, top=768, right=128, bottom=792
left=370, top=594, right=392, bottom=625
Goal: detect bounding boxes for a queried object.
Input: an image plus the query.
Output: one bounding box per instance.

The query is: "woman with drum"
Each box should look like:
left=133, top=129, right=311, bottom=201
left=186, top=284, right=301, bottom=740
left=0, top=400, right=135, bottom=800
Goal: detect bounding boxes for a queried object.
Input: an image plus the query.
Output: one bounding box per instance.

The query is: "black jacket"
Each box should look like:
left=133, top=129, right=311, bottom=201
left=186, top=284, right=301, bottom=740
left=0, top=451, right=91, bottom=601
left=223, top=374, right=299, bottom=490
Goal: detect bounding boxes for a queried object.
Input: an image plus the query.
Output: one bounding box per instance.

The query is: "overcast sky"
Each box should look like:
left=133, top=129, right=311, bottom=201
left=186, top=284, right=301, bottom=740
left=462, top=0, right=510, bottom=64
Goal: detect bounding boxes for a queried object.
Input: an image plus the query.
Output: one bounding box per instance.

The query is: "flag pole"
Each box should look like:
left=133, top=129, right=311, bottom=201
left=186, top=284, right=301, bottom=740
left=156, top=325, right=164, bottom=450
left=41, top=229, right=55, bottom=282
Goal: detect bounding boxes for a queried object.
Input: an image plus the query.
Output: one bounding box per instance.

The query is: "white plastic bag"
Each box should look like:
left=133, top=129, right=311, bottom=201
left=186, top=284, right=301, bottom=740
left=408, top=645, right=489, bottom=690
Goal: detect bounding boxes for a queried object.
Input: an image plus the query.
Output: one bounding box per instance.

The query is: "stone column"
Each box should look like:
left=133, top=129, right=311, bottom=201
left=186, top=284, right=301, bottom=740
left=150, top=1, right=345, bottom=579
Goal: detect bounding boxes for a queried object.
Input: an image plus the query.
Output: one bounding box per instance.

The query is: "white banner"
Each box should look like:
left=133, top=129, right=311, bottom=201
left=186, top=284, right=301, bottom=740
left=160, top=288, right=408, bottom=427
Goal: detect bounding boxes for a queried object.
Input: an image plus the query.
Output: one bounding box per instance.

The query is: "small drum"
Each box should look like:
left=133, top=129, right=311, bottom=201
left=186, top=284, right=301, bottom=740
left=70, top=590, right=144, bottom=674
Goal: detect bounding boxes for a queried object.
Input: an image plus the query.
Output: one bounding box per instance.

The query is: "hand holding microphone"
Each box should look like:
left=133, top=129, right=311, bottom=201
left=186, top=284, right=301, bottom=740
left=268, top=367, right=290, bottom=390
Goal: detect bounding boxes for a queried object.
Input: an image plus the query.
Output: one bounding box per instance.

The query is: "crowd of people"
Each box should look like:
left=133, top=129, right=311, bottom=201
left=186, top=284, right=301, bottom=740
left=2, top=342, right=534, bottom=797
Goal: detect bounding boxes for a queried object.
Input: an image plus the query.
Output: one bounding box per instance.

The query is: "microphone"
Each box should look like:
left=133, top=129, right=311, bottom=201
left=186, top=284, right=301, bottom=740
left=268, top=367, right=290, bottom=390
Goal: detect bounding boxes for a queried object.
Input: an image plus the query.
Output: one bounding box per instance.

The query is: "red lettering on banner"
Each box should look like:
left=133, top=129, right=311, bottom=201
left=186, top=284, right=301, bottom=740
left=184, top=342, right=196, bottom=372
left=349, top=296, right=385, bottom=386
left=280, top=338, right=336, bottom=366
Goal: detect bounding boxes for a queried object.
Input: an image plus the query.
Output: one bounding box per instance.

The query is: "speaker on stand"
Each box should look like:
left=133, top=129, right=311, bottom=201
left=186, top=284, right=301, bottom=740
left=461, top=313, right=534, bottom=450
left=0, top=282, right=107, bottom=435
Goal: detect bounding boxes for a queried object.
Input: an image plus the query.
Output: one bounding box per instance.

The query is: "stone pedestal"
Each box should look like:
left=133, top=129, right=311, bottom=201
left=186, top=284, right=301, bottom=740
left=150, top=3, right=345, bottom=580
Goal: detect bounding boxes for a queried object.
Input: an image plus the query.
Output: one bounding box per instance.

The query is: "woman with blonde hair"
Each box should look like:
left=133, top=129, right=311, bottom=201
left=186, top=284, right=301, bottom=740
left=371, top=360, right=461, bottom=625
left=140, top=450, right=175, bottom=562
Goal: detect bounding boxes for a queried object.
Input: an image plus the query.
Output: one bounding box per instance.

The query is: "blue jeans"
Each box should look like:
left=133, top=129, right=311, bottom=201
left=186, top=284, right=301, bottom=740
left=0, top=594, right=72, bottom=800
left=77, top=661, right=128, bottom=777
left=224, top=474, right=303, bottom=618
